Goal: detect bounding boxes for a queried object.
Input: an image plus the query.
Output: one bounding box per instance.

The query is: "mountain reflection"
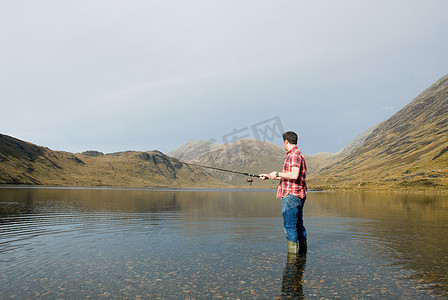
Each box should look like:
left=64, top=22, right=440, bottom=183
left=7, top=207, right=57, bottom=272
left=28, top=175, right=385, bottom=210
left=0, top=188, right=281, bottom=218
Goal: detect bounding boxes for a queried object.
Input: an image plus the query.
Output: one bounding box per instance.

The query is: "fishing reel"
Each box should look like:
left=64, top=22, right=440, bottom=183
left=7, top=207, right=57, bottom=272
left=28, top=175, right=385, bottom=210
left=246, top=178, right=254, bottom=185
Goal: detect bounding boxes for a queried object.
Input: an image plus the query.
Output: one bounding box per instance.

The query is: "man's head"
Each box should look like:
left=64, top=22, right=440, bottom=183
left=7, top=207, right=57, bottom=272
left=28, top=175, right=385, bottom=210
left=282, top=131, right=298, bottom=145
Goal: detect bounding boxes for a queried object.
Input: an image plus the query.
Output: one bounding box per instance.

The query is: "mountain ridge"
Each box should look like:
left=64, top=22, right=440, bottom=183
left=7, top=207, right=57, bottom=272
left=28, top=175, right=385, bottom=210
left=169, top=139, right=284, bottom=187
left=0, top=133, right=226, bottom=188
left=2, top=73, right=447, bottom=190
left=309, top=73, right=448, bottom=190
left=305, top=122, right=381, bottom=175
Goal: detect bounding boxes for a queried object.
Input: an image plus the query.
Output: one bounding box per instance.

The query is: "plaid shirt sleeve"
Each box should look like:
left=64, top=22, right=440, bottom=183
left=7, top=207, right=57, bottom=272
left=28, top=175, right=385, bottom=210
left=277, top=146, right=307, bottom=199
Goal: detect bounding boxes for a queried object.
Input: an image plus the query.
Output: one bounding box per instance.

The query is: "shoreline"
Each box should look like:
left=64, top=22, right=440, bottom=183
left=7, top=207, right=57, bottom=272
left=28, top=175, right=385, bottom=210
left=1, top=183, right=447, bottom=194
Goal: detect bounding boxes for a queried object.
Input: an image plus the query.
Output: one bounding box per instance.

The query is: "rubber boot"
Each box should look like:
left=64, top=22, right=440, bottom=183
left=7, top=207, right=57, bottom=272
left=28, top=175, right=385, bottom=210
left=298, top=240, right=307, bottom=254
left=287, top=240, right=298, bottom=254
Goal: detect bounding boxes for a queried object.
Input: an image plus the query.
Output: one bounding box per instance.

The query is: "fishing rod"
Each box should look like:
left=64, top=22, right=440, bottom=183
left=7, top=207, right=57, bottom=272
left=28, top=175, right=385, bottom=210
left=185, top=162, right=261, bottom=178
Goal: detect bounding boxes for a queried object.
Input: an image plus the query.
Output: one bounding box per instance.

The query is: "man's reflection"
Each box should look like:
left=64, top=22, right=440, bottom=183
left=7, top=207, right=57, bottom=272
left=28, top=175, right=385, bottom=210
left=280, top=252, right=307, bottom=299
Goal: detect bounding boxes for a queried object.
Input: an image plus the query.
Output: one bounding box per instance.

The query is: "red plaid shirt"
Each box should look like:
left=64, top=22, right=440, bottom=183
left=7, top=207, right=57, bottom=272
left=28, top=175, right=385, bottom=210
left=277, top=145, right=307, bottom=199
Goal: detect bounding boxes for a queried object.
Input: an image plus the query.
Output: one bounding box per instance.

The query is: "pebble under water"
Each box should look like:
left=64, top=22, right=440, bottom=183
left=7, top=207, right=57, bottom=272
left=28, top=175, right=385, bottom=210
left=0, top=187, right=447, bottom=299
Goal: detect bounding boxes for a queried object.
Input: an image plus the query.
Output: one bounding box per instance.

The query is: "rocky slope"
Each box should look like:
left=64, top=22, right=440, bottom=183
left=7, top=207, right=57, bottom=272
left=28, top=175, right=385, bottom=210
left=0, top=134, right=224, bottom=187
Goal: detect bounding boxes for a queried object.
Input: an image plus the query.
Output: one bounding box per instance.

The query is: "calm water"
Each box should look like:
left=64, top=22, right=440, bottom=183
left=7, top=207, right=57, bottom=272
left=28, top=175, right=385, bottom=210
left=0, top=187, right=447, bottom=299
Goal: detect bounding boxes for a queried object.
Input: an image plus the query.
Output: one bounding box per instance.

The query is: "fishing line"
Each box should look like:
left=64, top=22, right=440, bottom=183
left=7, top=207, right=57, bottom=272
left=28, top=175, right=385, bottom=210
left=184, top=162, right=261, bottom=178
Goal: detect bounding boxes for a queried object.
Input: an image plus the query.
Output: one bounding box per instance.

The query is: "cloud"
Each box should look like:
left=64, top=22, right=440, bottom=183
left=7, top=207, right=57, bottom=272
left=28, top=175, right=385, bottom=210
left=1, top=0, right=448, bottom=155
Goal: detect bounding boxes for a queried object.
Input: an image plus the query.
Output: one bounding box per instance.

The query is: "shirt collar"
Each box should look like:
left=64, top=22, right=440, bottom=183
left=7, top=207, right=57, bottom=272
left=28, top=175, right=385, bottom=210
left=287, top=145, right=298, bottom=154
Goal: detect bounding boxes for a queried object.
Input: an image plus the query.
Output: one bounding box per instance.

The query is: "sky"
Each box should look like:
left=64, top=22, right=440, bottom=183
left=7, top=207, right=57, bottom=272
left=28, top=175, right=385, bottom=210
left=1, top=0, right=448, bottom=156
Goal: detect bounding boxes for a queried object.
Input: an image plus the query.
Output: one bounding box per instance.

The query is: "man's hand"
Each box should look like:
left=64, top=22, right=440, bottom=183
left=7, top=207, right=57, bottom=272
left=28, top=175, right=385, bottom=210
left=259, top=172, right=279, bottom=180
left=259, top=174, right=269, bottom=180
left=268, top=171, right=278, bottom=179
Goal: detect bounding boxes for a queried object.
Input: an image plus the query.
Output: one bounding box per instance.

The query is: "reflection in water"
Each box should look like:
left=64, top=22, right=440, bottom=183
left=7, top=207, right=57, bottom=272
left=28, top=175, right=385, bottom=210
left=305, top=191, right=448, bottom=297
left=281, top=253, right=306, bottom=299
left=0, top=187, right=447, bottom=298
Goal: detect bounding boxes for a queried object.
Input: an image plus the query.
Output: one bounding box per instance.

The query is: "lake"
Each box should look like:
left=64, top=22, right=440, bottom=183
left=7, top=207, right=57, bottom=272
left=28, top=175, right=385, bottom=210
left=0, top=187, right=447, bottom=299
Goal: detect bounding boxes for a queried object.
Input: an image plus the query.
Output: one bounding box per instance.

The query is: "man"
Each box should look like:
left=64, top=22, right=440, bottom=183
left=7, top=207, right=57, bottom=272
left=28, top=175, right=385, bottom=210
left=260, top=131, right=308, bottom=254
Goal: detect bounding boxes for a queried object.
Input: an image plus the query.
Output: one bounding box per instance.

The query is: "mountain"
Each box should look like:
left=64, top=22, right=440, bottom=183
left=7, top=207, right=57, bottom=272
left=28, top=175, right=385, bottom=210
left=0, top=134, right=225, bottom=187
left=309, top=73, right=448, bottom=190
left=170, top=139, right=285, bottom=187
left=167, top=140, right=223, bottom=161
left=0, top=134, right=83, bottom=185
left=305, top=122, right=381, bottom=174
left=4, top=72, right=447, bottom=190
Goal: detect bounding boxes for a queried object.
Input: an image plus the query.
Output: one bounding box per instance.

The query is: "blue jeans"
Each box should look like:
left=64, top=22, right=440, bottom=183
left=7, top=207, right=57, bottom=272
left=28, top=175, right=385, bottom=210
left=282, top=194, right=307, bottom=243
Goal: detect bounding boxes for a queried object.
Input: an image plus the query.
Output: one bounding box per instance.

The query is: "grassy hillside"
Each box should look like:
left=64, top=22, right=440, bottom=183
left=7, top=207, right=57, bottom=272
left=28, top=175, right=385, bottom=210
left=0, top=134, right=225, bottom=188
left=309, top=73, right=448, bottom=191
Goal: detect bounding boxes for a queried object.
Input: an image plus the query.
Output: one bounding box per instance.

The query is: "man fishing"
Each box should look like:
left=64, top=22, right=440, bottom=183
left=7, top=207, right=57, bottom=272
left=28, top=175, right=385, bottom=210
left=259, top=131, right=308, bottom=254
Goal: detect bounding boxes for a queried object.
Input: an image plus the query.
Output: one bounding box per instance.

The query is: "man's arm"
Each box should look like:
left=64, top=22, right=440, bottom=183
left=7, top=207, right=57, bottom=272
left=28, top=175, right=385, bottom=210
left=269, top=167, right=299, bottom=180
left=260, top=167, right=299, bottom=180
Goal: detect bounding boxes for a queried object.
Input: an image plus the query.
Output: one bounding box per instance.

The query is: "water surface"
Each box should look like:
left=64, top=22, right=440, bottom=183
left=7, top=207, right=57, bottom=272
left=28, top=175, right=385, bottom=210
left=0, top=187, right=447, bottom=299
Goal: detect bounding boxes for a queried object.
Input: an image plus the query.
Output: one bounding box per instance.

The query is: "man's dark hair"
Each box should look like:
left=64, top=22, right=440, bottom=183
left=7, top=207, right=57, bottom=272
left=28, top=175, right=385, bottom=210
left=283, top=131, right=298, bottom=145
